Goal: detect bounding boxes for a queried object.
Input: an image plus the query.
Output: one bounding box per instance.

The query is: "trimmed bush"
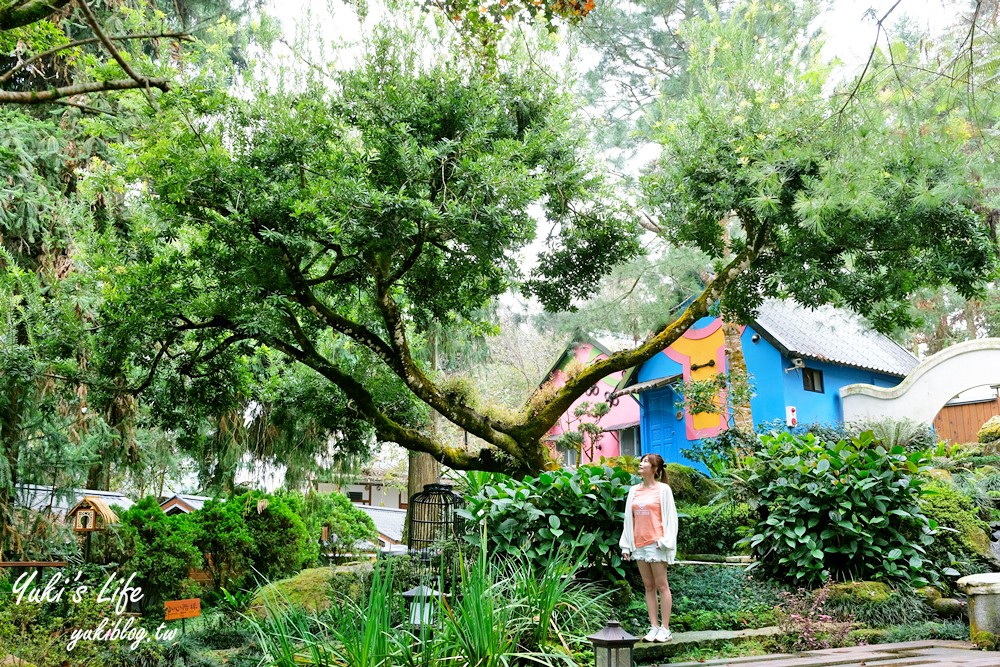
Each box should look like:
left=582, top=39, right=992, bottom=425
left=104, top=496, right=201, bottom=609
left=250, top=564, right=375, bottom=617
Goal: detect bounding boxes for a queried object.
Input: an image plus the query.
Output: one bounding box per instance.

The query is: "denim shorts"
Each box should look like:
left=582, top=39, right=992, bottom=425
left=631, top=543, right=671, bottom=563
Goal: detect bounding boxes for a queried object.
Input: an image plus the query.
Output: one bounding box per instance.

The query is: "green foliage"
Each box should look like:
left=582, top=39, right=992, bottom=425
left=678, top=503, right=753, bottom=556
left=90, top=19, right=638, bottom=477
left=459, top=464, right=633, bottom=577
left=644, top=1, right=996, bottom=332
left=250, top=549, right=601, bottom=666
left=235, top=491, right=313, bottom=584
left=918, top=481, right=993, bottom=579
left=884, top=620, right=970, bottom=643
left=105, top=496, right=201, bottom=608
left=823, top=583, right=931, bottom=627
left=663, top=463, right=720, bottom=505
left=250, top=566, right=341, bottom=617
left=300, top=491, right=377, bottom=560
left=192, top=498, right=255, bottom=590
left=674, top=370, right=756, bottom=420
left=741, top=431, right=936, bottom=587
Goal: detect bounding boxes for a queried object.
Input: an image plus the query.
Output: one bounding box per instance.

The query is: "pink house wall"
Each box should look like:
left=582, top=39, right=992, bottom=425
left=544, top=343, right=640, bottom=464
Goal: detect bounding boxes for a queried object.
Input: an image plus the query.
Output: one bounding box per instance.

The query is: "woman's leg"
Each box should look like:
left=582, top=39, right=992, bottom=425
left=648, top=561, right=672, bottom=628
left=635, top=560, right=658, bottom=628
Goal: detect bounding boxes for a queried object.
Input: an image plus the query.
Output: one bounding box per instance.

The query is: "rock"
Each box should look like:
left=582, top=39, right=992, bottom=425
left=978, top=416, right=1000, bottom=445
left=916, top=586, right=943, bottom=604
left=924, top=468, right=954, bottom=483
left=826, top=581, right=892, bottom=605
left=973, top=630, right=998, bottom=651
left=931, top=597, right=968, bottom=619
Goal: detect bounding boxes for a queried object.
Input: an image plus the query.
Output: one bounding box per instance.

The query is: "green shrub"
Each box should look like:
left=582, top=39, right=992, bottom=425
left=250, top=566, right=341, bottom=617
left=741, top=431, right=936, bottom=586
left=193, top=499, right=255, bottom=590
left=460, top=464, right=633, bottom=578
left=678, top=503, right=753, bottom=556
left=618, top=564, right=781, bottom=634
left=105, top=496, right=201, bottom=609
left=301, top=491, right=377, bottom=560
left=919, top=481, right=993, bottom=579
left=663, top=464, right=720, bottom=505
left=236, top=491, right=313, bottom=583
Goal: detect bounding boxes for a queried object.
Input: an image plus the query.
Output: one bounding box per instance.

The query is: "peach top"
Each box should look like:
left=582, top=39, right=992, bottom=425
left=632, top=485, right=665, bottom=549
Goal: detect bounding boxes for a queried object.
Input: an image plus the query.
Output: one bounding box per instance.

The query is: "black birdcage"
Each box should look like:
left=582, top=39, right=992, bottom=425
left=407, top=483, right=464, bottom=553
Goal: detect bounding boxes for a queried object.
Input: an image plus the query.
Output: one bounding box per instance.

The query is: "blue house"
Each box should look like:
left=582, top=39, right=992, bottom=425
left=610, top=300, right=919, bottom=471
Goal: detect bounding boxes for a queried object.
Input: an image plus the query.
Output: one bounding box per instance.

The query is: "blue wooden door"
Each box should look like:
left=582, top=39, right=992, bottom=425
left=642, top=388, right=675, bottom=460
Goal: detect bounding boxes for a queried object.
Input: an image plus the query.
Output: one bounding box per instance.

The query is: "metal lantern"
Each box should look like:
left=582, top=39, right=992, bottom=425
left=401, top=584, right=448, bottom=628
left=406, top=483, right=464, bottom=553
left=587, top=620, right=638, bottom=667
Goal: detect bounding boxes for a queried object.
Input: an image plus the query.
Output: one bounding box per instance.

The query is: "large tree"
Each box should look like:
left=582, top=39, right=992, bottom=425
left=92, top=5, right=996, bottom=477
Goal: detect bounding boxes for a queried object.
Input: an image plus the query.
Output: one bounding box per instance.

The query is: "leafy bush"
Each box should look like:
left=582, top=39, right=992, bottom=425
left=823, top=583, right=930, bottom=626
left=741, top=431, right=936, bottom=586
left=459, top=464, right=634, bottom=577
left=678, top=503, right=753, bottom=555
left=105, top=496, right=201, bottom=608
left=883, top=620, right=969, bottom=643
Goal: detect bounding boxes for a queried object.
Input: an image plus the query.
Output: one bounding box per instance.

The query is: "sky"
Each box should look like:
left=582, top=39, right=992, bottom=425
left=266, top=0, right=960, bottom=73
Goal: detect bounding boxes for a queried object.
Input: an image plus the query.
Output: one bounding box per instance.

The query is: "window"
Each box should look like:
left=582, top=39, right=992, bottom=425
left=348, top=491, right=364, bottom=503
left=803, top=368, right=824, bottom=393
left=618, top=426, right=641, bottom=458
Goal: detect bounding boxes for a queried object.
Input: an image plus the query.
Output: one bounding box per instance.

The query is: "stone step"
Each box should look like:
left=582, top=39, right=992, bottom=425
left=634, top=626, right=786, bottom=664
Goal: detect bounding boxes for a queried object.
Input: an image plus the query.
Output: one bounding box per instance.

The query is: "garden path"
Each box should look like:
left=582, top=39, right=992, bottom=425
left=653, top=639, right=995, bottom=667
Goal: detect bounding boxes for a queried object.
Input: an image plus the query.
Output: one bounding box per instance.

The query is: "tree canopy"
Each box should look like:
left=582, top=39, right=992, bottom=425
left=80, top=1, right=997, bottom=478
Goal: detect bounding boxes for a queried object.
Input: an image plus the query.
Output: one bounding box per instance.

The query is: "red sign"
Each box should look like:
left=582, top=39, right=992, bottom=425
left=165, top=598, right=201, bottom=621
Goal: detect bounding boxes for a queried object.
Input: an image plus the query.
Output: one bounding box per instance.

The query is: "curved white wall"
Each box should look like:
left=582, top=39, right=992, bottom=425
left=841, top=338, right=1000, bottom=423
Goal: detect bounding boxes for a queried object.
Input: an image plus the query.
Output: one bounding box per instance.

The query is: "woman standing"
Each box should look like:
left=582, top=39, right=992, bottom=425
left=619, top=453, right=678, bottom=642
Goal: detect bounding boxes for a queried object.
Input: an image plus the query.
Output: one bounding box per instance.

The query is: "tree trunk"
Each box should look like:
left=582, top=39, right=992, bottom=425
left=407, top=326, right=441, bottom=504
left=723, top=321, right=754, bottom=432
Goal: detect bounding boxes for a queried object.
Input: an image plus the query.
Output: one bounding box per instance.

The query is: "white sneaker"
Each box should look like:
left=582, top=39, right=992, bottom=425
left=655, top=627, right=673, bottom=642
left=643, top=626, right=659, bottom=642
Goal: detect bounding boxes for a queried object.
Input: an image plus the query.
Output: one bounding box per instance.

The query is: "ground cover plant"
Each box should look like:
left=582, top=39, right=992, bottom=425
left=617, top=564, right=781, bottom=634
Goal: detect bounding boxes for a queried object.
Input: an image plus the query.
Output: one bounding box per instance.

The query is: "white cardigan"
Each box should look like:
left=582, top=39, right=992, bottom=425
left=618, top=482, right=679, bottom=564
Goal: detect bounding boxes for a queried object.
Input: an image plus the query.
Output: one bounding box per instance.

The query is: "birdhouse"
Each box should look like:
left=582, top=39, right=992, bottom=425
left=67, top=496, right=119, bottom=533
